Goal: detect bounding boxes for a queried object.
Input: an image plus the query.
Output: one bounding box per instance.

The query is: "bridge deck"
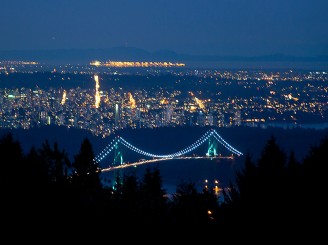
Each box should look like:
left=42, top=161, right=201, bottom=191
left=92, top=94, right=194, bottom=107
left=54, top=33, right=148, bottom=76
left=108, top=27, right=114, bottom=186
left=101, top=155, right=234, bottom=172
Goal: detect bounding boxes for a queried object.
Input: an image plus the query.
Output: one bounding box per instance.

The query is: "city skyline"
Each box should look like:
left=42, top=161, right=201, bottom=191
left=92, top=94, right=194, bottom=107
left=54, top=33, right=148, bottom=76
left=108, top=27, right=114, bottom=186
left=1, top=0, right=327, bottom=228
left=1, top=67, right=327, bottom=138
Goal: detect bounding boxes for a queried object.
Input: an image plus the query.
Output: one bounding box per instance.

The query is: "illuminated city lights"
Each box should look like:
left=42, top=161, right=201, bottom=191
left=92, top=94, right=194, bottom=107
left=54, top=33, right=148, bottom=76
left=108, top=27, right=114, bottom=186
left=94, top=74, right=100, bottom=108
left=128, top=92, right=136, bottom=109
left=61, top=90, right=67, bottom=105
left=189, top=92, right=206, bottom=112
left=90, top=61, right=185, bottom=67
left=0, top=66, right=327, bottom=138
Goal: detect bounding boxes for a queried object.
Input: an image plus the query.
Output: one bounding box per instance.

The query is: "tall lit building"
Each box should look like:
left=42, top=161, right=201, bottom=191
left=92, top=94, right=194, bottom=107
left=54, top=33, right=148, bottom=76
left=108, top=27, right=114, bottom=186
left=94, top=75, right=100, bottom=108
left=115, top=103, right=122, bottom=127
left=234, top=110, right=241, bottom=126
left=206, top=113, right=214, bottom=126
left=197, top=111, right=205, bottom=126
left=162, top=104, right=173, bottom=126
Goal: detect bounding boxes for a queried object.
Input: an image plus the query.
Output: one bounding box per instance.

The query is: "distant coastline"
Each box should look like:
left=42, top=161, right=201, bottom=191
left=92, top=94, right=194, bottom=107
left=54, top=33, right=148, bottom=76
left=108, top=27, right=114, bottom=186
left=1, top=47, right=327, bottom=70
left=243, top=121, right=328, bottom=130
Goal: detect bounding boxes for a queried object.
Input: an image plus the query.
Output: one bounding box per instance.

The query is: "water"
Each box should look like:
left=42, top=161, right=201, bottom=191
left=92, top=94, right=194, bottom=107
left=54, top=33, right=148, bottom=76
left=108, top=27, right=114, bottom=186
left=185, top=61, right=328, bottom=71
left=242, top=122, right=328, bottom=130
left=101, top=158, right=242, bottom=196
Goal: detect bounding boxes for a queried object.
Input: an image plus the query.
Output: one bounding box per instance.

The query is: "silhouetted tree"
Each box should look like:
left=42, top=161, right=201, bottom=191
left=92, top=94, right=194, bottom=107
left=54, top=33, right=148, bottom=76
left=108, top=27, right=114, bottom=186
left=256, top=135, right=287, bottom=213
left=0, top=134, right=42, bottom=221
left=139, top=166, right=168, bottom=224
left=121, top=173, right=139, bottom=222
left=72, top=137, right=101, bottom=191
left=287, top=150, right=299, bottom=172
left=235, top=153, right=258, bottom=202
left=38, top=140, right=71, bottom=184
left=303, top=136, right=328, bottom=181
left=199, top=187, right=220, bottom=225
left=257, top=135, right=286, bottom=176
left=221, top=136, right=289, bottom=226
left=68, top=138, right=103, bottom=221
left=302, top=136, right=328, bottom=223
left=170, top=181, right=198, bottom=224
left=0, top=133, right=24, bottom=187
left=24, top=146, right=48, bottom=187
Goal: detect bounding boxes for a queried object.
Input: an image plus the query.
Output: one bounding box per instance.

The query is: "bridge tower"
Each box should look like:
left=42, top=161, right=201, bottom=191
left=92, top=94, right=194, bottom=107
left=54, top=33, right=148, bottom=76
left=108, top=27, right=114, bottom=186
left=112, top=142, right=124, bottom=191
left=113, top=142, right=124, bottom=167
left=206, top=135, right=218, bottom=157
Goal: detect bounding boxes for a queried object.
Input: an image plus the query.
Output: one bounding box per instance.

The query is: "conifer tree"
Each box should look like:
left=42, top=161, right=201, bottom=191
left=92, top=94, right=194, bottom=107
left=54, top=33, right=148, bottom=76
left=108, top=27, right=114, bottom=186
left=72, top=138, right=101, bottom=191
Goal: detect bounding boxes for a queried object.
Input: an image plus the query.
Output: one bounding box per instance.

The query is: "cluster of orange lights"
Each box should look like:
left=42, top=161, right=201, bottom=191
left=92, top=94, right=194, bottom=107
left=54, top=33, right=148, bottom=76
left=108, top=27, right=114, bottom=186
left=128, top=92, right=136, bottom=109
left=61, top=90, right=66, bottom=105
left=189, top=91, right=206, bottom=112
left=90, top=61, right=185, bottom=67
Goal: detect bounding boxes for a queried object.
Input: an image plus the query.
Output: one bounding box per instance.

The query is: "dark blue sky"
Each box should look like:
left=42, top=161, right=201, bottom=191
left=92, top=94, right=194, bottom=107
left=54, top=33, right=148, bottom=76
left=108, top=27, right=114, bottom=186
left=2, top=0, right=328, bottom=56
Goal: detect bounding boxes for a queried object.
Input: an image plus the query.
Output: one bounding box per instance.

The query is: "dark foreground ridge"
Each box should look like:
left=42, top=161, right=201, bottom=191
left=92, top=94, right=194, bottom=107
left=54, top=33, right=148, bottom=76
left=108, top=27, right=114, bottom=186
left=0, top=126, right=327, bottom=227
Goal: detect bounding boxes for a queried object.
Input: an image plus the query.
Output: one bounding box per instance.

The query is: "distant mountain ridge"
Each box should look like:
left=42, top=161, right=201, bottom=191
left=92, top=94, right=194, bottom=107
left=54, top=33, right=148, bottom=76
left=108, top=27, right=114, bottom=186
left=1, top=47, right=327, bottom=64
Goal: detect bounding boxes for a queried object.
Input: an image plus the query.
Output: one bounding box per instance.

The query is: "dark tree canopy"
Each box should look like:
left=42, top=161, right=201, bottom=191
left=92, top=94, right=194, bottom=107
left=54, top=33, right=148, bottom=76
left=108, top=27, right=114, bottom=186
left=72, top=137, right=101, bottom=191
left=0, top=132, right=327, bottom=228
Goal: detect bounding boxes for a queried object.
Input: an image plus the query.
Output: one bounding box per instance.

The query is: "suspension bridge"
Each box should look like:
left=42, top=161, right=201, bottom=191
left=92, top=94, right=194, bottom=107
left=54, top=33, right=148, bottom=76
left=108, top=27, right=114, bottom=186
left=94, top=129, right=243, bottom=172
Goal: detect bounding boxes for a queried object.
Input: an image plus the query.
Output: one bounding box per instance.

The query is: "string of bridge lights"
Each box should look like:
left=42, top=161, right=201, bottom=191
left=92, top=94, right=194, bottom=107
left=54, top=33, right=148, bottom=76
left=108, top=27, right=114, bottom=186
left=94, top=129, right=243, bottom=163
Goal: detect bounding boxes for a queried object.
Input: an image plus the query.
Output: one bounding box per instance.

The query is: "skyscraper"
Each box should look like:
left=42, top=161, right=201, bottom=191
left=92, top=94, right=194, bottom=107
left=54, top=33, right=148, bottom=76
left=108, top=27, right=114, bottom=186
left=94, top=75, right=100, bottom=108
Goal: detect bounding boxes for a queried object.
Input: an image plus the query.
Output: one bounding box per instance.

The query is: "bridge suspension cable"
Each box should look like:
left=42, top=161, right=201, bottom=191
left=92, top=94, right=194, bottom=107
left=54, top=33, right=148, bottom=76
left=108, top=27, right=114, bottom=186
left=94, top=129, right=242, bottom=163
left=212, top=130, right=243, bottom=155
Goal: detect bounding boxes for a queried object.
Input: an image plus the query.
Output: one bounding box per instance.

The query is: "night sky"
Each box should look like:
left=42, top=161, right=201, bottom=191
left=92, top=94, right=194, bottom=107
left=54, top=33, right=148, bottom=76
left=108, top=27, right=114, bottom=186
left=1, top=0, right=328, bottom=56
